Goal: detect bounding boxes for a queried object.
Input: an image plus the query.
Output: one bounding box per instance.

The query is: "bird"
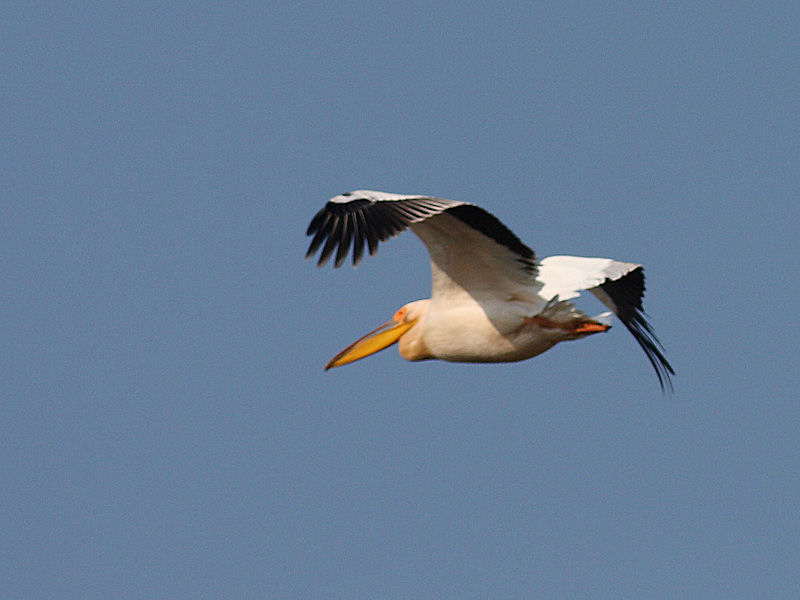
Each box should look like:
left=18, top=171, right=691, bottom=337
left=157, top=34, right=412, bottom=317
left=306, top=190, right=674, bottom=391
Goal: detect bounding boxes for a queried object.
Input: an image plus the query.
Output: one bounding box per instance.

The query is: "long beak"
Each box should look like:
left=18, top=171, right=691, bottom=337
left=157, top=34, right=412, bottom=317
left=325, top=317, right=415, bottom=370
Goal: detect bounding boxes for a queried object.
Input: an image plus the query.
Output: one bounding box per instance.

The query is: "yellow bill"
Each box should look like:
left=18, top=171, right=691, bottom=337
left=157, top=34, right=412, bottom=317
left=325, top=317, right=415, bottom=370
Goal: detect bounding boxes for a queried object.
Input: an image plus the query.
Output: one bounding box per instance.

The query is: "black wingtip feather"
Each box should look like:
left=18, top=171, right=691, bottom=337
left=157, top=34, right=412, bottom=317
left=305, top=210, right=331, bottom=258
left=305, top=194, right=459, bottom=269
left=351, top=211, right=366, bottom=266
left=333, top=213, right=352, bottom=268
left=317, top=213, right=343, bottom=267
left=599, top=267, right=675, bottom=393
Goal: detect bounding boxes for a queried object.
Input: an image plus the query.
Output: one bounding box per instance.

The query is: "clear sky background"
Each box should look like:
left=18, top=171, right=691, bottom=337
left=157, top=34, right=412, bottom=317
left=3, top=3, right=799, bottom=598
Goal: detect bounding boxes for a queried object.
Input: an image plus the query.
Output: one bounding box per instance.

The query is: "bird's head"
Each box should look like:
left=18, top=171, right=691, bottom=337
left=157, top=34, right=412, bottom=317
left=324, top=299, right=431, bottom=370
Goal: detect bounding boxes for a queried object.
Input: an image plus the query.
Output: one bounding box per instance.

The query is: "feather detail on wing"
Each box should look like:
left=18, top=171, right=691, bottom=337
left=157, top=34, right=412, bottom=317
left=305, top=191, right=463, bottom=267
left=305, top=191, right=536, bottom=277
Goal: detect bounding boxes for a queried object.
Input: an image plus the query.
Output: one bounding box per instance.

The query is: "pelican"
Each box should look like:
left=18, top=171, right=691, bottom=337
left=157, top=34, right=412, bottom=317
left=306, top=190, right=674, bottom=390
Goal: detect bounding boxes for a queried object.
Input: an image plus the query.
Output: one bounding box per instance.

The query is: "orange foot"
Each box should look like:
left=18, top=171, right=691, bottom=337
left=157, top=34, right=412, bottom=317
left=570, top=321, right=611, bottom=334
left=526, top=315, right=611, bottom=334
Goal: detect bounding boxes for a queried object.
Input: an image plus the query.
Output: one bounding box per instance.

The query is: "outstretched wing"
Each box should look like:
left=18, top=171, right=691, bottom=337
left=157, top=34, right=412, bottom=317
left=538, top=255, right=675, bottom=391
left=306, top=190, right=538, bottom=300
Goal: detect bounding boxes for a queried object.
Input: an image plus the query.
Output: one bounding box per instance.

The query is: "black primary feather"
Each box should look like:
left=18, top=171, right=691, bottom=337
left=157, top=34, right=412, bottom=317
left=599, top=267, right=675, bottom=391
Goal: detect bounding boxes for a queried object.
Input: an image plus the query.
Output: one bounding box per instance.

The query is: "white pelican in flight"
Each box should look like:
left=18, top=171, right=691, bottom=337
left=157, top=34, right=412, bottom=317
left=306, top=190, right=674, bottom=390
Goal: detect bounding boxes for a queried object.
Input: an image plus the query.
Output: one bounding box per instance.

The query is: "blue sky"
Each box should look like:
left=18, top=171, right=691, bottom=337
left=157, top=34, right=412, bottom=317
left=3, top=3, right=799, bottom=598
